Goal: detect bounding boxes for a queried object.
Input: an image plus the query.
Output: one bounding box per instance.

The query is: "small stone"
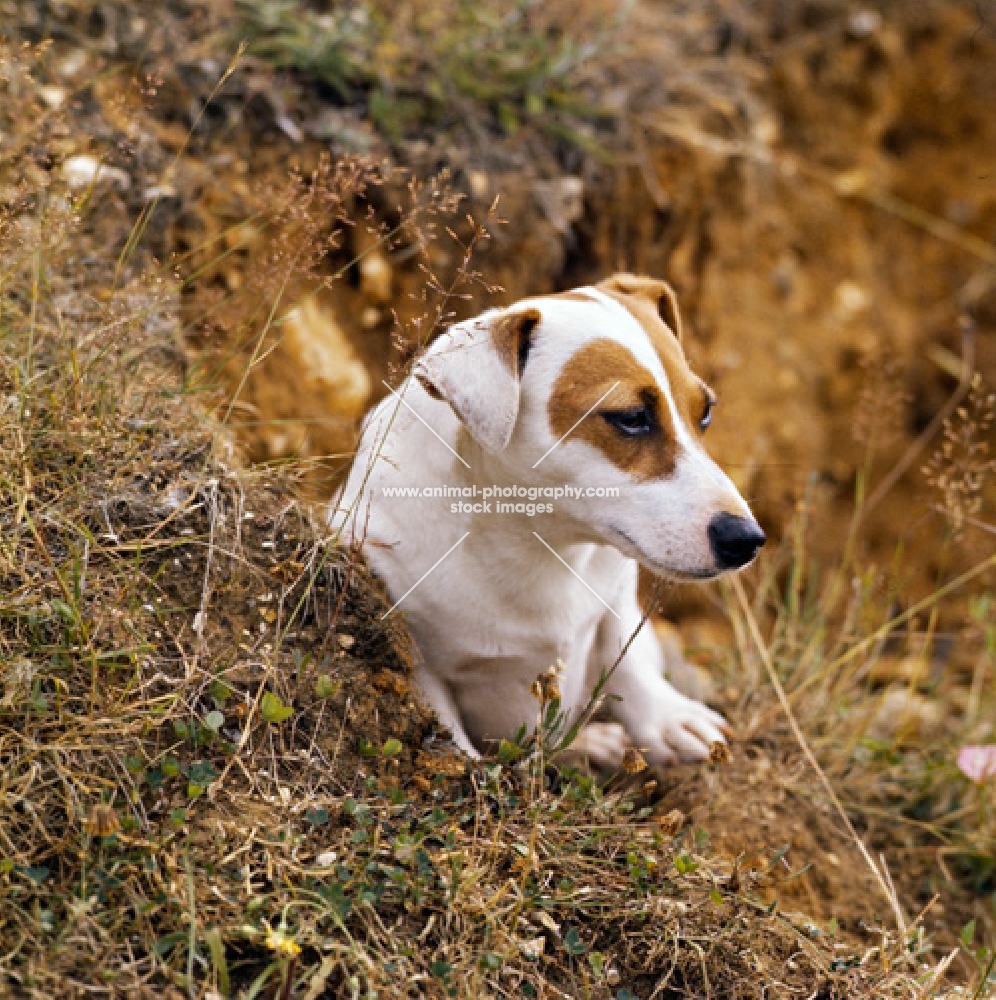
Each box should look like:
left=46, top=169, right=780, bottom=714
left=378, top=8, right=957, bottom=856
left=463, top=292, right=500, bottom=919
left=833, top=170, right=869, bottom=197
left=467, top=169, right=490, bottom=200
left=359, top=251, right=393, bottom=304
left=38, top=85, right=67, bottom=109
left=519, top=935, right=545, bottom=959
left=63, top=155, right=131, bottom=192
left=848, top=11, right=883, bottom=38
left=832, top=281, right=870, bottom=323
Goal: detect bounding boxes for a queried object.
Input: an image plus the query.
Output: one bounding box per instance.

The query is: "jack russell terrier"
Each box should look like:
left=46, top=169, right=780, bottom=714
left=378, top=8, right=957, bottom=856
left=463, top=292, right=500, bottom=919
left=330, top=274, right=764, bottom=769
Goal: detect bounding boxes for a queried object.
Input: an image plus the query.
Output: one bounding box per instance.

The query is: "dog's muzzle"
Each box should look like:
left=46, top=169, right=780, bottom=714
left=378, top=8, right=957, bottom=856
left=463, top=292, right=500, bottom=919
left=708, top=512, right=766, bottom=570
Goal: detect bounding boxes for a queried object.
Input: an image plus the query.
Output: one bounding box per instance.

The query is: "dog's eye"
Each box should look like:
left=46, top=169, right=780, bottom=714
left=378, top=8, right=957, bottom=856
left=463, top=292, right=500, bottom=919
left=604, top=406, right=654, bottom=437
left=700, top=398, right=714, bottom=432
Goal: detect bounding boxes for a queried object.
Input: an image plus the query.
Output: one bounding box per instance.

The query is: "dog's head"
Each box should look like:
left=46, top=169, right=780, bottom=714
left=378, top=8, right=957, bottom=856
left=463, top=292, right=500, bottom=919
left=415, top=273, right=764, bottom=580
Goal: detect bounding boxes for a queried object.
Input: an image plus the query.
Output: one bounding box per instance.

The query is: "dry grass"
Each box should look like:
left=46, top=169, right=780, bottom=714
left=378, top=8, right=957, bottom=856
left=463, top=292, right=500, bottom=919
left=2, top=9, right=996, bottom=1000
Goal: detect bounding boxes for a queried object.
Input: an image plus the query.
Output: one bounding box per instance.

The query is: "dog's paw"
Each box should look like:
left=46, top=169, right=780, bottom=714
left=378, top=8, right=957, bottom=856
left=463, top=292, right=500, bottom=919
left=632, top=691, right=729, bottom=766
left=555, top=721, right=631, bottom=773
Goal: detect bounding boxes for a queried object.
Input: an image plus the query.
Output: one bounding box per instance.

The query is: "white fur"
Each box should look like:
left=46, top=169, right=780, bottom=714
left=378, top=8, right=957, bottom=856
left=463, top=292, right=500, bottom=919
left=330, top=286, right=760, bottom=766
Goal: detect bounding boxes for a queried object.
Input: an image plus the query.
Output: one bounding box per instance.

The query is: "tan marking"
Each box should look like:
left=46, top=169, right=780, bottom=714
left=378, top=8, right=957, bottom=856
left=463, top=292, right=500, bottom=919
left=597, top=274, right=712, bottom=435
left=415, top=372, right=444, bottom=400
left=600, top=273, right=683, bottom=340
left=547, top=338, right=677, bottom=480
left=637, top=565, right=663, bottom=615
left=490, top=308, right=541, bottom=375
left=549, top=290, right=597, bottom=303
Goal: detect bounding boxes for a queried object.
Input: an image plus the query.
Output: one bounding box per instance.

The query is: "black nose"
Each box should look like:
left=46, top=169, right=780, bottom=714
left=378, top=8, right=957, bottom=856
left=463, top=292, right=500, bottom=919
left=708, top=513, right=766, bottom=570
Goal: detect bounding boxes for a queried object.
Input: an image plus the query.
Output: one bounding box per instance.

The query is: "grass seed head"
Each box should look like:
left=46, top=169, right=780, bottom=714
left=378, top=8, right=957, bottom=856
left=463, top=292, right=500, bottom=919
left=84, top=803, right=121, bottom=838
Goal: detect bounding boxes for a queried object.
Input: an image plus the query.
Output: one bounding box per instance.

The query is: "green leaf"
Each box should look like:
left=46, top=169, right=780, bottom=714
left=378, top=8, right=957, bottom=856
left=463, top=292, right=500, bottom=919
left=497, top=739, right=524, bottom=763
left=188, top=760, right=218, bottom=786
left=764, top=843, right=791, bottom=872
left=587, top=951, right=605, bottom=977
left=674, top=853, right=698, bottom=875
left=961, top=919, right=976, bottom=949
left=479, top=952, right=502, bottom=971
left=710, top=888, right=724, bottom=906
left=204, top=710, right=225, bottom=731
left=261, top=691, right=293, bottom=724
left=357, top=736, right=379, bottom=758
left=429, top=959, right=451, bottom=979
left=210, top=679, right=233, bottom=702
left=381, top=738, right=403, bottom=757
left=563, top=927, right=588, bottom=955
left=153, top=931, right=187, bottom=958
left=305, top=807, right=330, bottom=826
left=316, top=674, right=340, bottom=699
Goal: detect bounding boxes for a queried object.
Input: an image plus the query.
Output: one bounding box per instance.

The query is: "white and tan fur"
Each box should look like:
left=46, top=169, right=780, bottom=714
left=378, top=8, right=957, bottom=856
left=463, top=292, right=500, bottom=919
left=330, top=275, right=764, bottom=768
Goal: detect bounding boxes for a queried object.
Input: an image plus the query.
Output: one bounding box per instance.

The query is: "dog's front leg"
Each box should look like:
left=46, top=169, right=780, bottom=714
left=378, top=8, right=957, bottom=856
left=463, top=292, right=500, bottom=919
left=414, top=664, right=481, bottom=759
left=594, top=604, right=729, bottom=767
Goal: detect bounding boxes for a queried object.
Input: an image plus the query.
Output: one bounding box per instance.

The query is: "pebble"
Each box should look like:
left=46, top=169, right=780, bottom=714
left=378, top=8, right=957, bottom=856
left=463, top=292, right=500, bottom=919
left=63, top=155, right=131, bottom=192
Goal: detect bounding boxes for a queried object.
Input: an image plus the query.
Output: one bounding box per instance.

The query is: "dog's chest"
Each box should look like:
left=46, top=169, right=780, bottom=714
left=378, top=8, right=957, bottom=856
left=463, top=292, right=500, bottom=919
left=403, top=553, right=616, bottom=736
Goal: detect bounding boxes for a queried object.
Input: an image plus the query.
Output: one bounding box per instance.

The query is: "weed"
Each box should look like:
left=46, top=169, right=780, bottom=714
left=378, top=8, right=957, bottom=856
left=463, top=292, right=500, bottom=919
left=236, top=0, right=627, bottom=154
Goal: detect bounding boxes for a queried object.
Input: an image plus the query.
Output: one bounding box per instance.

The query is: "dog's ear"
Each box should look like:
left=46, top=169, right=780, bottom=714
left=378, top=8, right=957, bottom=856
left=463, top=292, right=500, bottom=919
left=602, top=273, right=684, bottom=343
left=414, top=307, right=541, bottom=452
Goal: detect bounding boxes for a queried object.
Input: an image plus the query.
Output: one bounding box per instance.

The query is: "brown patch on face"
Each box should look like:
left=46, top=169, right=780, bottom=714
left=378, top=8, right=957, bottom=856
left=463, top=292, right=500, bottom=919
left=490, top=308, right=541, bottom=375
left=548, top=338, right=678, bottom=480
left=597, top=274, right=712, bottom=436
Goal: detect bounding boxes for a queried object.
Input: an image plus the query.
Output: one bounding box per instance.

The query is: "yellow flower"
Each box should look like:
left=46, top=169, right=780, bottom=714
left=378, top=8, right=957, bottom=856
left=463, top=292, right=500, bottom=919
left=264, top=923, right=302, bottom=958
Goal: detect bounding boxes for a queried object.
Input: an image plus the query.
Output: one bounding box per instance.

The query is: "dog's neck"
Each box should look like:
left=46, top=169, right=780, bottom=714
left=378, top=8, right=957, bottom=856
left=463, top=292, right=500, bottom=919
left=453, top=428, right=606, bottom=554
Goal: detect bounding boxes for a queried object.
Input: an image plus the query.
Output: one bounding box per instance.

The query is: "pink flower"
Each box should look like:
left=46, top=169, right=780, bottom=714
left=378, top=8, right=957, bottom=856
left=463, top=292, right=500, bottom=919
left=957, top=745, right=996, bottom=784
